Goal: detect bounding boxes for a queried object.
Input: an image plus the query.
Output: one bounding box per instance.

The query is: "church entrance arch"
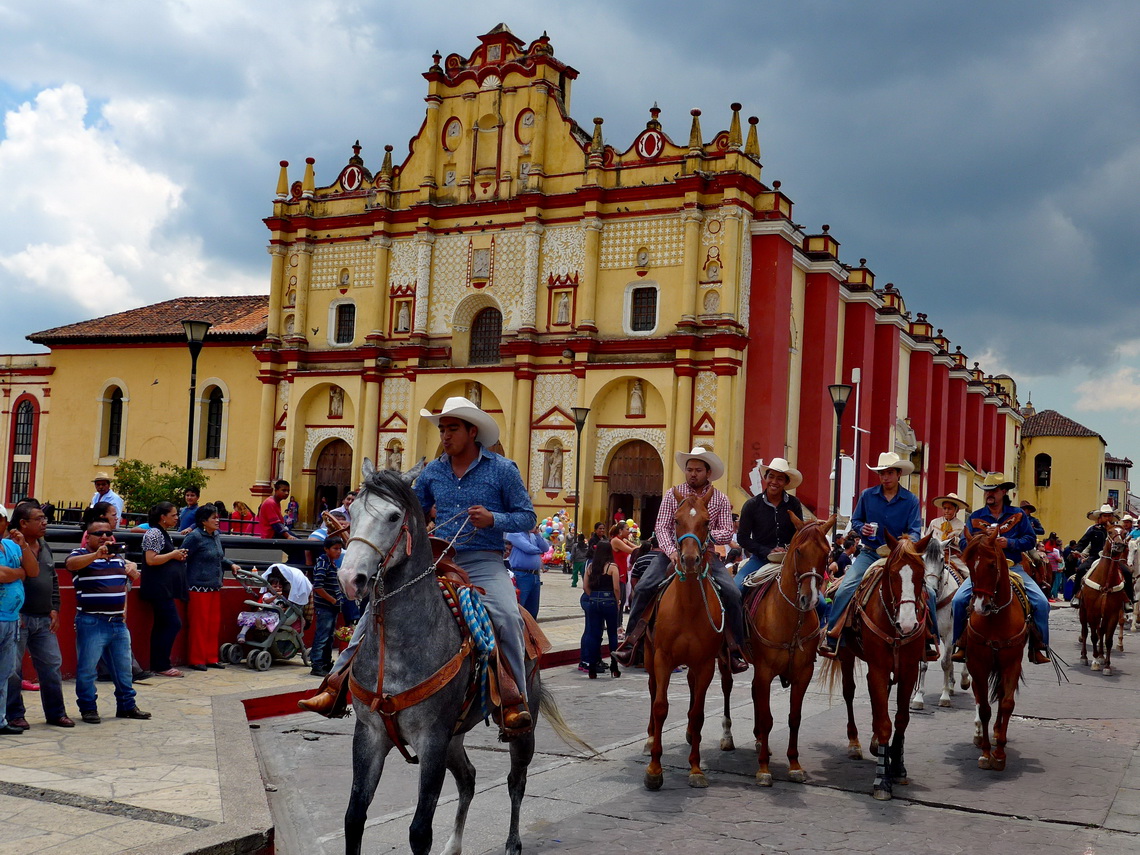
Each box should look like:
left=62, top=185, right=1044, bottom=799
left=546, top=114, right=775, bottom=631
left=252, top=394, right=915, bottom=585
left=606, top=440, right=663, bottom=535
left=314, top=439, right=352, bottom=522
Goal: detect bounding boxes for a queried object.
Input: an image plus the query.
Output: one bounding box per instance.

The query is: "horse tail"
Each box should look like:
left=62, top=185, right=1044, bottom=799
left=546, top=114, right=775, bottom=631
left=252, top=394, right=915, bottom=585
left=537, top=682, right=598, bottom=757
left=818, top=657, right=843, bottom=699
left=987, top=667, right=1003, bottom=705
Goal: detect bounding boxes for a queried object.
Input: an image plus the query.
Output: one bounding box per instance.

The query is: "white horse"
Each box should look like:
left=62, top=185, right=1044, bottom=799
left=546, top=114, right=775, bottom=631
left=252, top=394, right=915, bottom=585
left=910, top=538, right=971, bottom=710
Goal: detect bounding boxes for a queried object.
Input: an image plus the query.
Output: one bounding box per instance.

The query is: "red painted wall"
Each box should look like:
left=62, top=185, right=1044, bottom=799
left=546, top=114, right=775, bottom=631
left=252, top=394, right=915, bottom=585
left=795, top=271, right=842, bottom=514
left=926, top=361, right=951, bottom=512
left=869, top=321, right=901, bottom=474
left=906, top=349, right=935, bottom=508
left=964, top=390, right=985, bottom=472
left=841, top=301, right=878, bottom=491
left=944, top=376, right=968, bottom=495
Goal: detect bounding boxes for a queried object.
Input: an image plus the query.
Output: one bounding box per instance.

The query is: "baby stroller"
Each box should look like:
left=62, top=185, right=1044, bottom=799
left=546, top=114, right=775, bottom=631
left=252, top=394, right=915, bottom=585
left=220, top=563, right=313, bottom=671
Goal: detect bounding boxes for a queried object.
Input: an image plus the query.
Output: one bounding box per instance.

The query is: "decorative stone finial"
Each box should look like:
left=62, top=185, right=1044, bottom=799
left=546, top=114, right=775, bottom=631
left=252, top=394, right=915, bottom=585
left=275, top=160, right=289, bottom=198
left=859, top=258, right=867, bottom=266
left=772, top=180, right=781, bottom=190
left=590, top=117, right=604, bottom=152
left=647, top=102, right=661, bottom=130
left=302, top=157, right=315, bottom=197
left=745, top=115, right=760, bottom=157
left=822, top=224, right=830, bottom=233
left=727, top=103, right=742, bottom=149
left=688, top=109, right=703, bottom=152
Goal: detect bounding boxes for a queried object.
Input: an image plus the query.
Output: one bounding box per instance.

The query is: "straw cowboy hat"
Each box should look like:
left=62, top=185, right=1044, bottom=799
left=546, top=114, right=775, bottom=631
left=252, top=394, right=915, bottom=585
left=674, top=446, right=725, bottom=482
left=420, top=396, right=500, bottom=448
left=979, top=473, right=1015, bottom=491
left=1019, top=500, right=1038, bottom=514
left=92, top=472, right=113, bottom=483
left=932, top=492, right=970, bottom=512
left=1087, top=503, right=1121, bottom=522
left=867, top=451, right=915, bottom=476
left=758, top=457, right=803, bottom=490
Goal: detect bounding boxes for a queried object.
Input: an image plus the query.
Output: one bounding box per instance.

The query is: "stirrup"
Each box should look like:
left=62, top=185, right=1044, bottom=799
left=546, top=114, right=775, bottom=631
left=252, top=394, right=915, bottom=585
left=950, top=644, right=966, bottom=664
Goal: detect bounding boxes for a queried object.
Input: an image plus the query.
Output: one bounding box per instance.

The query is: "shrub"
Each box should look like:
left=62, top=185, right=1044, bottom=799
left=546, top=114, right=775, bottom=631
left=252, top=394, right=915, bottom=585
left=112, top=459, right=210, bottom=514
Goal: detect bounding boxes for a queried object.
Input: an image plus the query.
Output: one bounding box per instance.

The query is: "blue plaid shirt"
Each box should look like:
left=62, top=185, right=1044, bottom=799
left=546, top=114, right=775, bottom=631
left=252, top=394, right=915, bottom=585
left=415, top=445, right=536, bottom=553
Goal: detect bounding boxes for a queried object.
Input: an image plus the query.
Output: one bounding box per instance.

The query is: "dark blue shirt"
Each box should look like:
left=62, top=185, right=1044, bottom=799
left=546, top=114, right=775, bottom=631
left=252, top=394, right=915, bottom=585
left=312, top=554, right=344, bottom=611
left=959, top=503, right=1036, bottom=562
left=415, top=445, right=536, bottom=554
left=850, top=485, right=922, bottom=551
left=178, top=506, right=198, bottom=531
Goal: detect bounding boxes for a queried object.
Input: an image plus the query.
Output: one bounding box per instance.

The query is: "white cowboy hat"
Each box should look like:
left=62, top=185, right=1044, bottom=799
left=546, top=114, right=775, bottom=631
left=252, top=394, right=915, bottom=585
left=1088, top=503, right=1121, bottom=521
left=867, top=451, right=915, bottom=476
left=674, top=446, right=725, bottom=482
left=978, top=473, right=1016, bottom=491
left=92, top=472, right=113, bottom=483
left=420, top=396, right=500, bottom=448
left=758, top=457, right=803, bottom=490
left=932, top=492, right=969, bottom=511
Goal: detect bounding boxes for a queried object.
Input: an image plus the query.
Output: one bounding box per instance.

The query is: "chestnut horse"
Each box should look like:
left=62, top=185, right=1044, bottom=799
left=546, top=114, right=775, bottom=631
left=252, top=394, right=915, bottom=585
left=643, top=488, right=726, bottom=790
left=725, top=513, right=834, bottom=786
left=962, top=519, right=1028, bottom=772
left=1079, top=525, right=1129, bottom=675
left=822, top=532, right=932, bottom=800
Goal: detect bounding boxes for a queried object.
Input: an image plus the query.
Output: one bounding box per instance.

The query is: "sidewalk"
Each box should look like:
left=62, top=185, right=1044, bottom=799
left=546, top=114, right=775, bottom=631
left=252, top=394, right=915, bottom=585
left=0, top=569, right=591, bottom=855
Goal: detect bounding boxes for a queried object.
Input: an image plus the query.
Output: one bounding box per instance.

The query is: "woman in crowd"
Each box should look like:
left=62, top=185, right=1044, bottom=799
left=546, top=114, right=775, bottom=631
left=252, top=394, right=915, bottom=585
left=140, top=502, right=189, bottom=677
left=183, top=504, right=242, bottom=671
left=609, top=522, right=636, bottom=611
left=569, top=534, right=589, bottom=588
left=582, top=541, right=622, bottom=679
left=229, top=501, right=255, bottom=536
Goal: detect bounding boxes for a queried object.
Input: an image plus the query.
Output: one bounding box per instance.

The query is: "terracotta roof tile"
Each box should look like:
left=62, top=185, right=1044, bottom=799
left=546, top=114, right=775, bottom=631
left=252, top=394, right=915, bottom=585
left=28, top=296, right=268, bottom=344
left=1021, top=409, right=1103, bottom=441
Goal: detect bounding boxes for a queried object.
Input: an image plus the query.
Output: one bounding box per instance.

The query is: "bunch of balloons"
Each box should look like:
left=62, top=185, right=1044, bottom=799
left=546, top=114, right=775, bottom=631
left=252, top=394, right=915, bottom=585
left=626, top=521, right=641, bottom=543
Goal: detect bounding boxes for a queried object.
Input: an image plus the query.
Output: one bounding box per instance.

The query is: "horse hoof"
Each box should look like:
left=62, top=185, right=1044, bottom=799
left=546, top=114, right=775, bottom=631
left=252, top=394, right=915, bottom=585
left=974, top=735, right=984, bottom=749
left=895, top=776, right=909, bottom=786
left=848, top=745, right=863, bottom=761
left=788, top=769, right=807, bottom=783
left=684, top=731, right=692, bottom=746
left=756, top=772, right=773, bottom=787
left=869, top=738, right=879, bottom=754
left=939, top=698, right=952, bottom=708
left=873, top=787, right=892, bottom=801
left=1092, top=661, right=1103, bottom=671
left=910, top=698, right=924, bottom=711
left=720, top=737, right=735, bottom=752
left=978, top=756, right=992, bottom=770
left=1117, top=644, right=1124, bottom=652
left=991, top=758, right=1006, bottom=772
left=1104, top=667, right=1113, bottom=676
left=688, top=772, right=709, bottom=789
left=1080, top=657, right=1089, bottom=666
left=961, top=675, right=971, bottom=690
left=643, top=740, right=655, bottom=756
left=644, top=771, right=664, bottom=791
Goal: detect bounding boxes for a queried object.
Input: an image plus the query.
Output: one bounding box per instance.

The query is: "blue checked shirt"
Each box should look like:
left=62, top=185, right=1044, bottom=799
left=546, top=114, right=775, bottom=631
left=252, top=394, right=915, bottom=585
left=850, top=485, right=922, bottom=552
left=415, top=445, right=536, bottom=553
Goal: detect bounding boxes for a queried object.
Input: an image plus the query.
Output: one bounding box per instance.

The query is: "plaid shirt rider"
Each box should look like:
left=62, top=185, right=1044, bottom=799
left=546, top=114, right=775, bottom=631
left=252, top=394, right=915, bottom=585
left=655, top=483, right=734, bottom=558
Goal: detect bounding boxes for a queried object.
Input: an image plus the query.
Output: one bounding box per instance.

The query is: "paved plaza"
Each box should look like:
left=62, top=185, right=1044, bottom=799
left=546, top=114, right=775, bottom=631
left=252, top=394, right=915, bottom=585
left=2, top=570, right=1140, bottom=853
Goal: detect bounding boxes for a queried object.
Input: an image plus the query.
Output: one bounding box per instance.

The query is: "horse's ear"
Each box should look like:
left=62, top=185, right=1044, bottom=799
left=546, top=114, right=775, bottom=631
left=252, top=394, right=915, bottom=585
left=788, top=509, right=804, bottom=530
left=915, top=532, right=933, bottom=553
left=885, top=529, right=899, bottom=550
left=362, top=457, right=376, bottom=479
left=821, top=514, right=836, bottom=535
left=401, top=457, right=427, bottom=485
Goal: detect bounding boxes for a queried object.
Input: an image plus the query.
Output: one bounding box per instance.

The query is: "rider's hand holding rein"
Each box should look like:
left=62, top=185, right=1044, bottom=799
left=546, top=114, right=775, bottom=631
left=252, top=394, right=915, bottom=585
left=468, top=506, right=495, bottom=529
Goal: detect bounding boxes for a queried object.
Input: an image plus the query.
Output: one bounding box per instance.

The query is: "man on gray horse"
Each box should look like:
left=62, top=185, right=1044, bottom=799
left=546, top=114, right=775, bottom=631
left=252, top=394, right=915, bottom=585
left=300, top=397, right=537, bottom=734
left=612, top=446, right=748, bottom=673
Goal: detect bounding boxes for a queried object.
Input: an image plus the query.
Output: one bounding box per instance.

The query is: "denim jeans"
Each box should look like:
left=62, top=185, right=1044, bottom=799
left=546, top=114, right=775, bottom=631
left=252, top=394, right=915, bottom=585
left=734, top=555, right=765, bottom=592
left=583, top=591, right=620, bottom=666
left=75, top=612, right=136, bottom=713
left=514, top=570, right=541, bottom=619
left=0, top=620, right=18, bottom=728
left=311, top=606, right=338, bottom=674
left=7, top=614, right=67, bottom=722
left=952, top=565, right=1050, bottom=646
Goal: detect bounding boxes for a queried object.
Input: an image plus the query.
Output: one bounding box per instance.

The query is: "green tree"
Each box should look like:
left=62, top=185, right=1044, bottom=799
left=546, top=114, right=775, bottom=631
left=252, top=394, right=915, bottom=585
left=112, top=459, right=210, bottom=514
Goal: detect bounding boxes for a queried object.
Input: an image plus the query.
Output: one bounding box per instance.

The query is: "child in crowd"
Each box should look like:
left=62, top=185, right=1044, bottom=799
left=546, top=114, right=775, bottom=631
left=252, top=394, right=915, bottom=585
left=236, top=569, right=289, bottom=642
left=310, top=536, right=347, bottom=677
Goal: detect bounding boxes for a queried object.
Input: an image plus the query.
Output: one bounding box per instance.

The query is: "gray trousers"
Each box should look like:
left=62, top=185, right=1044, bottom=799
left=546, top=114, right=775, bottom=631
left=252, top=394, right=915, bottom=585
left=333, top=550, right=528, bottom=702
left=626, top=552, right=745, bottom=647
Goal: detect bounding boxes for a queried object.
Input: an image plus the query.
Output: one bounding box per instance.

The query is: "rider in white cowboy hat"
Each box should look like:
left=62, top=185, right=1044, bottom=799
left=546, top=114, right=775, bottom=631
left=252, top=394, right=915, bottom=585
left=1070, top=503, right=1132, bottom=608
left=924, top=493, right=969, bottom=545
left=612, top=446, right=748, bottom=673
left=820, top=451, right=934, bottom=659
left=949, top=473, right=1052, bottom=664
left=734, top=458, right=805, bottom=592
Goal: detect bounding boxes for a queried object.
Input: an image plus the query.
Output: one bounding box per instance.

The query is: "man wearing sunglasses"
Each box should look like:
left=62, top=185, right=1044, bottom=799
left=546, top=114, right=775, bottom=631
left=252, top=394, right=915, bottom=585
left=66, top=520, right=150, bottom=724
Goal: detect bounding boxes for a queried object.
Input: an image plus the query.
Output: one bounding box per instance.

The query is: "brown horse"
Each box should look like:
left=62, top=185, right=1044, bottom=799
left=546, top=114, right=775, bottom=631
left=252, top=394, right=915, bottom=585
left=822, top=532, right=932, bottom=800
left=1079, top=525, right=1129, bottom=676
left=643, top=488, right=726, bottom=790
left=962, top=519, right=1027, bottom=772
left=730, top=513, right=834, bottom=786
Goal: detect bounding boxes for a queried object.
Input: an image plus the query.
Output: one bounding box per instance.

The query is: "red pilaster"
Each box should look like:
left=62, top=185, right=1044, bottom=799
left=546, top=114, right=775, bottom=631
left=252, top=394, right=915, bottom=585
left=795, top=269, right=842, bottom=514
left=906, top=348, right=935, bottom=508
left=964, top=388, right=985, bottom=472
left=927, top=360, right=951, bottom=509
left=842, top=300, right=878, bottom=492
left=995, top=410, right=1009, bottom=474
left=870, top=320, right=901, bottom=475
left=981, top=399, right=998, bottom=473
left=742, top=232, right=795, bottom=492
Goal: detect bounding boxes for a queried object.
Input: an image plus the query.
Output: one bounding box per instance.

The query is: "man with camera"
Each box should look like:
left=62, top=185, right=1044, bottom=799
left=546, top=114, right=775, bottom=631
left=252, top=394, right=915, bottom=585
left=66, top=519, right=151, bottom=724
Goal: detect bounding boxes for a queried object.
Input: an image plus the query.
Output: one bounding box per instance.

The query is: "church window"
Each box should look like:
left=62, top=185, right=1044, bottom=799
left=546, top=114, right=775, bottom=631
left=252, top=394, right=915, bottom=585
left=469, top=307, right=503, bottom=365
left=1034, top=453, right=1052, bottom=488
left=8, top=397, right=37, bottom=504
left=630, top=287, right=658, bottom=332
left=334, top=302, right=356, bottom=344
left=13, top=400, right=34, bottom=455
left=106, top=387, right=124, bottom=458
left=204, top=387, right=224, bottom=459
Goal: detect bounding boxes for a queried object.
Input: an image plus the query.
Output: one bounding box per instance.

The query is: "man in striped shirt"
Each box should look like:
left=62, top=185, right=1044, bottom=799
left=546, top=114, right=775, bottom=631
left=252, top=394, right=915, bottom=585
left=66, top=520, right=150, bottom=724
left=613, top=447, right=748, bottom=673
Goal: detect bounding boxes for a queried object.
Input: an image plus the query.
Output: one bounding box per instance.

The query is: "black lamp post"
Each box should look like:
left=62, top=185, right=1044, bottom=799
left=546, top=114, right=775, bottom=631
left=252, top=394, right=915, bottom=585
left=181, top=319, right=212, bottom=470
left=571, top=406, right=591, bottom=539
left=828, top=384, right=853, bottom=518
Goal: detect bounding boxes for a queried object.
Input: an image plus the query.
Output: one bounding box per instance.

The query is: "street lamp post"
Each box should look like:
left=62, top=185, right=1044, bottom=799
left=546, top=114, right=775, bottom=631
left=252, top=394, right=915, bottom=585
left=571, top=406, right=591, bottom=540
left=181, top=319, right=212, bottom=470
left=828, top=384, right=853, bottom=519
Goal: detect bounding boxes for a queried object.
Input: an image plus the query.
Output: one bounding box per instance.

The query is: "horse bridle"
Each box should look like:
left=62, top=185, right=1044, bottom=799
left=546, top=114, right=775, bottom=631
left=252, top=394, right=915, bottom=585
left=775, top=523, right=825, bottom=613
left=878, top=548, right=929, bottom=631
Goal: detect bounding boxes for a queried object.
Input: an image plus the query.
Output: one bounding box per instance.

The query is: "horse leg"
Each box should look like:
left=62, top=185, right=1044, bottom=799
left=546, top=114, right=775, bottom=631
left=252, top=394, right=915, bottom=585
left=786, top=667, right=811, bottom=784
left=1079, top=614, right=1090, bottom=666
left=643, top=646, right=658, bottom=756
left=345, top=719, right=391, bottom=855
left=910, top=658, right=927, bottom=710
left=866, top=667, right=893, bottom=800
left=990, top=659, right=1018, bottom=772
left=1117, top=605, right=1125, bottom=653
left=407, top=735, right=452, bottom=855
left=685, top=659, right=715, bottom=788
left=939, top=640, right=955, bottom=707
left=440, top=736, right=475, bottom=855
left=970, top=655, right=994, bottom=768
left=504, top=730, right=536, bottom=855
left=645, top=655, right=669, bottom=790
left=890, top=669, right=918, bottom=786
left=842, top=655, right=862, bottom=759
left=752, top=669, right=775, bottom=786
left=719, top=657, right=736, bottom=751
left=1106, top=615, right=1119, bottom=676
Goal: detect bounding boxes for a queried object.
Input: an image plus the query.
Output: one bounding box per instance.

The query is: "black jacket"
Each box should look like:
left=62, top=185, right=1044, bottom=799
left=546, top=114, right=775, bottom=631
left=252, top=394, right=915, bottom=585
left=738, top=492, right=805, bottom=564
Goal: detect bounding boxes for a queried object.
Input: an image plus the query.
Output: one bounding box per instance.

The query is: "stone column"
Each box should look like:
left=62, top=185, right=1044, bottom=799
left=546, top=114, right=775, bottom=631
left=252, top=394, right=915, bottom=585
left=679, top=208, right=704, bottom=323
left=371, top=234, right=392, bottom=336
left=266, top=245, right=286, bottom=340
left=412, top=232, right=435, bottom=336
left=290, top=242, right=314, bottom=345
left=577, top=216, right=602, bottom=331
left=360, top=374, right=381, bottom=466
left=252, top=378, right=278, bottom=495
left=719, top=206, right=744, bottom=321
left=520, top=222, right=544, bottom=331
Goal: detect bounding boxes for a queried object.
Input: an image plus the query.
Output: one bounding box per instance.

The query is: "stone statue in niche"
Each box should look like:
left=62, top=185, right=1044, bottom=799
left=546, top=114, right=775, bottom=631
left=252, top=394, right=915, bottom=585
left=328, top=386, right=344, bottom=418
left=286, top=289, right=296, bottom=307
left=555, top=292, right=570, bottom=325
left=465, top=382, right=481, bottom=407
left=629, top=380, right=645, bottom=416
left=340, top=270, right=350, bottom=287
left=472, top=248, right=491, bottom=280
left=703, top=290, right=720, bottom=313
left=284, top=315, right=295, bottom=335
left=544, top=447, right=563, bottom=489
left=386, top=443, right=403, bottom=471
left=396, top=301, right=411, bottom=332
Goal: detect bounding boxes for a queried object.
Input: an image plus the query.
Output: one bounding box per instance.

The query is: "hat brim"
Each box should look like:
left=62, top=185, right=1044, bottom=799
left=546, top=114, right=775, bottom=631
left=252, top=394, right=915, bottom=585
left=867, top=460, right=916, bottom=476
left=420, top=405, right=500, bottom=448
left=981, top=482, right=1015, bottom=492
left=932, top=495, right=969, bottom=511
left=675, top=451, right=725, bottom=482
left=759, top=464, right=803, bottom=490
left=1088, top=508, right=1121, bottom=521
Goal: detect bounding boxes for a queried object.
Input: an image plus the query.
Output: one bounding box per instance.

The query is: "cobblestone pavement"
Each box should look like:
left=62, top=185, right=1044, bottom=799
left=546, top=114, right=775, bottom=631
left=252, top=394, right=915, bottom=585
left=258, top=581, right=1140, bottom=855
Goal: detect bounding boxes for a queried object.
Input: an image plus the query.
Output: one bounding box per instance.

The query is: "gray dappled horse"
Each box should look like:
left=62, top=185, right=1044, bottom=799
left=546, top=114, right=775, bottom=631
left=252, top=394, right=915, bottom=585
left=336, top=459, right=583, bottom=855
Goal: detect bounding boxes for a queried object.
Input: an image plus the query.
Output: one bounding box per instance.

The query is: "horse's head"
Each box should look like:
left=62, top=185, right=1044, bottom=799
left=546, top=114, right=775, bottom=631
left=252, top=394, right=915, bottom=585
left=338, top=457, right=428, bottom=600
left=963, top=524, right=1008, bottom=616
left=883, top=533, right=932, bottom=635
left=784, top=512, right=834, bottom=611
left=923, top=535, right=945, bottom=591
left=673, top=487, right=710, bottom=576
left=1107, top=525, right=1128, bottom=559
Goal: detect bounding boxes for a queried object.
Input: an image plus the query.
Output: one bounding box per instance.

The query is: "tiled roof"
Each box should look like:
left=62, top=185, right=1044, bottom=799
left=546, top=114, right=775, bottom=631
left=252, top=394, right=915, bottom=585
left=28, top=296, right=268, bottom=345
left=1106, top=454, right=1133, bottom=466
left=1021, top=409, right=1103, bottom=441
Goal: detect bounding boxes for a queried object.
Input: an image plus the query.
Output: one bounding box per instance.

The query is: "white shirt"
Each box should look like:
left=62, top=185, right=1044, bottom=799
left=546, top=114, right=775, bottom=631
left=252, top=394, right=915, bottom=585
left=90, top=489, right=125, bottom=527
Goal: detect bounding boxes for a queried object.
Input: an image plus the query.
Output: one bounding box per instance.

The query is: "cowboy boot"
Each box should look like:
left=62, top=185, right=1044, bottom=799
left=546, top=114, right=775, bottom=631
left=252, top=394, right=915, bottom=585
left=951, top=641, right=966, bottom=663
left=610, top=655, right=621, bottom=678
left=1028, top=627, right=1051, bottom=665
left=727, top=643, right=750, bottom=674
left=297, top=667, right=351, bottom=718
left=612, top=619, right=647, bottom=667
left=493, top=653, right=532, bottom=733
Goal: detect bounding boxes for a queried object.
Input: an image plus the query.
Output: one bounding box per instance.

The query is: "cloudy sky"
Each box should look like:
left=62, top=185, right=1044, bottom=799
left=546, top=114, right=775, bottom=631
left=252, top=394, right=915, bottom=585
left=1, top=1, right=1138, bottom=461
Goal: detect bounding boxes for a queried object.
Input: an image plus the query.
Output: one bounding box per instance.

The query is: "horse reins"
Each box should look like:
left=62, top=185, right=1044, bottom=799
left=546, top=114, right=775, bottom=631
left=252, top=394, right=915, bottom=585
left=752, top=523, right=825, bottom=652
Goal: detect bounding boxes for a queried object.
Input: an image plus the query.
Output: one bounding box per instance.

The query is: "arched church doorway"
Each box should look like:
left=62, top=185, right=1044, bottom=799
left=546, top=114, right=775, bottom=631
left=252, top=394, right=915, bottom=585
left=607, top=440, right=663, bottom=535
left=314, top=439, right=352, bottom=523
